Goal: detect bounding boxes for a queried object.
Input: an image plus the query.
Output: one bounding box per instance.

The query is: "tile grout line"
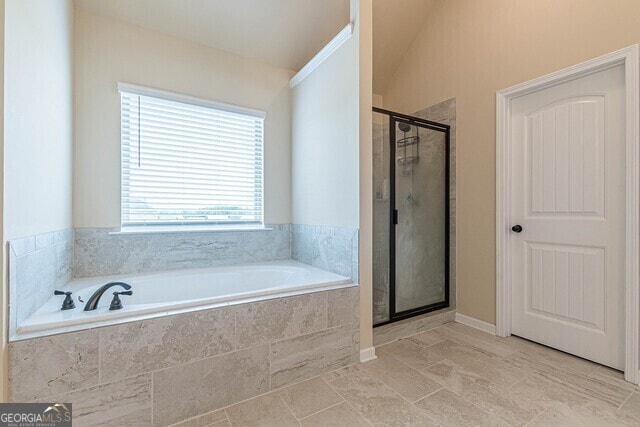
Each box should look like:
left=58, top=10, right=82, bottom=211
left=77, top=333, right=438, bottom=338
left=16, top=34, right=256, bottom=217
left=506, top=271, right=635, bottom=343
left=617, top=389, right=636, bottom=410
left=275, top=393, right=301, bottom=424
left=524, top=409, right=549, bottom=427
left=296, top=399, right=345, bottom=422
left=323, top=373, right=375, bottom=427
left=352, top=349, right=445, bottom=405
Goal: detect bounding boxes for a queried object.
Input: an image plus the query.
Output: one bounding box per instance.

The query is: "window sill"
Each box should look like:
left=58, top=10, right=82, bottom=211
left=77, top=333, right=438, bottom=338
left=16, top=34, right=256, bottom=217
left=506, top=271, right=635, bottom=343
left=108, top=225, right=273, bottom=236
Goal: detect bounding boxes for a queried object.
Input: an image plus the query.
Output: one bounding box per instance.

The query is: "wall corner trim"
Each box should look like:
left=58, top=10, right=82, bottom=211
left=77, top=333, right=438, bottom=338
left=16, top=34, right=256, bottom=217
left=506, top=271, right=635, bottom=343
left=289, top=23, right=353, bottom=88
left=455, top=313, right=496, bottom=335
left=359, top=346, right=377, bottom=362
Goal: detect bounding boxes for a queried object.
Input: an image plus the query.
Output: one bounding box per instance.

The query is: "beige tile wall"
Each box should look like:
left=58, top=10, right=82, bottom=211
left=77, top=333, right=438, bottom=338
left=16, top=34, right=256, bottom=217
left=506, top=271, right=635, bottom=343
left=8, top=286, right=359, bottom=427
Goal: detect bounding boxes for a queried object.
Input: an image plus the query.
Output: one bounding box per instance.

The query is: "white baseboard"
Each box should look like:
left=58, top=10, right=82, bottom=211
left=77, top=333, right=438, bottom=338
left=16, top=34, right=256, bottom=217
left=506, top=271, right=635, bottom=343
left=455, top=313, right=496, bottom=335
left=360, top=346, right=377, bottom=363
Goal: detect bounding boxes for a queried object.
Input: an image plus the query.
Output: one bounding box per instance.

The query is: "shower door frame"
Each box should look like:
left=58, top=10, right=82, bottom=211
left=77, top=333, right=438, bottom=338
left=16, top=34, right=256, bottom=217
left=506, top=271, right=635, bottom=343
left=373, top=107, right=451, bottom=326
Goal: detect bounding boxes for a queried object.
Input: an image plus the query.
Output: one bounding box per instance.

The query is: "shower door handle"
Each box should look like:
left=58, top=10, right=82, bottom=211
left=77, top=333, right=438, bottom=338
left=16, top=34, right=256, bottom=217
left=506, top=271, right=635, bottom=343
left=393, top=209, right=398, bottom=225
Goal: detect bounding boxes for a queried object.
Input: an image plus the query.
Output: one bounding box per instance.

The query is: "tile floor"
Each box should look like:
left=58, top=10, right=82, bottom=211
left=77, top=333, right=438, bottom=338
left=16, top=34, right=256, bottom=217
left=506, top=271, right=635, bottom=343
left=172, top=321, right=640, bottom=426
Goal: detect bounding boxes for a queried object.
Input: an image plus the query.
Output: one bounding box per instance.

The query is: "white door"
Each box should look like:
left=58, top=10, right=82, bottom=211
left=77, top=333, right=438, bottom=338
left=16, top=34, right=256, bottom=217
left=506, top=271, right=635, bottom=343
left=510, top=64, right=626, bottom=369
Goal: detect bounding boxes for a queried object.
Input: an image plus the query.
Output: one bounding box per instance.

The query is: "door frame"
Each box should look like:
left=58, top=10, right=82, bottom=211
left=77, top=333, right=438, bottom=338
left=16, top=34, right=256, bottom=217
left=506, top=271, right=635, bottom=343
left=495, top=45, right=640, bottom=383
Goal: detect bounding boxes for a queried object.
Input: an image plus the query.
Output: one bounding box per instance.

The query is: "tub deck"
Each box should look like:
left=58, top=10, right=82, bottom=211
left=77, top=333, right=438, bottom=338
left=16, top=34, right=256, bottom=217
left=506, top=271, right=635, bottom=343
left=14, top=260, right=353, bottom=340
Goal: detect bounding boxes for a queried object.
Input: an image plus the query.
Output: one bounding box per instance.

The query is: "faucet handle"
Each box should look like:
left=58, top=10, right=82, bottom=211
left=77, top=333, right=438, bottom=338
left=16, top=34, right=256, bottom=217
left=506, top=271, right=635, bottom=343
left=54, top=290, right=75, bottom=310
left=109, top=290, right=133, bottom=311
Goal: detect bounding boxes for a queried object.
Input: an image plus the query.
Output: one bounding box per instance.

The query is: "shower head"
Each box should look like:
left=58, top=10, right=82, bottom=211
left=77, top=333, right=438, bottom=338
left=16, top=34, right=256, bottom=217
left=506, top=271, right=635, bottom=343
left=398, top=123, right=412, bottom=133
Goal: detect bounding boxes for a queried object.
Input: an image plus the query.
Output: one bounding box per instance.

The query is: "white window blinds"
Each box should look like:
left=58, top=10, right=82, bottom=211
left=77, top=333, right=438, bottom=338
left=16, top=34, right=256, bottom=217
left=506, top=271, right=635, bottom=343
left=119, top=84, right=265, bottom=229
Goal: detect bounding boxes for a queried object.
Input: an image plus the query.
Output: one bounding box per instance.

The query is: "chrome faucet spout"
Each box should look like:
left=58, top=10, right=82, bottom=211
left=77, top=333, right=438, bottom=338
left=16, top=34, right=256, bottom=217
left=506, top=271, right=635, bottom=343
left=84, top=281, right=132, bottom=311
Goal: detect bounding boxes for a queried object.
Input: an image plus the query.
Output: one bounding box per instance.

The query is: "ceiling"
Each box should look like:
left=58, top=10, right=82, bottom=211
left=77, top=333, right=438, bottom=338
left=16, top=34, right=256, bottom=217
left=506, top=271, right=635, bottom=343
left=74, top=0, right=350, bottom=72
left=373, top=0, right=436, bottom=94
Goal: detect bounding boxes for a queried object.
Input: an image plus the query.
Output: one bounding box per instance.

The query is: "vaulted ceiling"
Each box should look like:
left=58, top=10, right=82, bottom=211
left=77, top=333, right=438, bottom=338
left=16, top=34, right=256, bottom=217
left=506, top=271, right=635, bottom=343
left=373, top=0, right=436, bottom=94
left=74, top=0, right=350, bottom=72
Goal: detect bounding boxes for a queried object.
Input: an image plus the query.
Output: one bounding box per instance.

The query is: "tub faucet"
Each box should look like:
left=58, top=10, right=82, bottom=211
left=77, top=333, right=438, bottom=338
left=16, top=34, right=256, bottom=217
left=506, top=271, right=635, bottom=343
left=84, top=281, right=132, bottom=311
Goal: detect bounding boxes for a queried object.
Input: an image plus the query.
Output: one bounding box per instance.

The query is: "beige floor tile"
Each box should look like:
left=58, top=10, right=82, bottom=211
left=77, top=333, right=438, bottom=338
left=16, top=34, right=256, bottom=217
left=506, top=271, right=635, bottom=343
left=459, top=381, right=541, bottom=426
left=299, top=402, right=369, bottom=427
left=505, top=352, right=632, bottom=407
left=436, top=323, right=517, bottom=358
left=502, top=336, right=598, bottom=375
left=527, top=409, right=579, bottom=427
left=422, top=359, right=499, bottom=396
left=422, top=359, right=540, bottom=425
left=361, top=352, right=442, bottom=402
left=529, top=401, right=640, bottom=427
left=587, top=366, right=640, bottom=394
left=169, top=409, right=227, bottom=427
left=427, top=340, right=525, bottom=387
left=406, top=330, right=444, bottom=348
left=279, top=377, right=343, bottom=419
left=414, top=388, right=508, bottom=426
left=225, top=393, right=299, bottom=427
left=620, top=391, right=640, bottom=419
left=507, top=374, right=589, bottom=413
left=321, top=363, right=368, bottom=382
left=441, top=323, right=512, bottom=348
left=172, top=320, right=640, bottom=426
left=538, top=370, right=632, bottom=408
left=378, top=338, right=447, bottom=370
left=578, top=399, right=640, bottom=426
left=328, top=370, right=437, bottom=426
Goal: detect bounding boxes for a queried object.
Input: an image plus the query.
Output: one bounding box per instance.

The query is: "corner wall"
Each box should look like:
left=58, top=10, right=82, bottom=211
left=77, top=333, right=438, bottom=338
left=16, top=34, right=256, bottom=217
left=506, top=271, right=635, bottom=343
left=290, top=21, right=359, bottom=229
left=4, top=0, right=74, bottom=240
left=382, top=0, right=640, bottom=324
left=3, top=0, right=75, bottom=369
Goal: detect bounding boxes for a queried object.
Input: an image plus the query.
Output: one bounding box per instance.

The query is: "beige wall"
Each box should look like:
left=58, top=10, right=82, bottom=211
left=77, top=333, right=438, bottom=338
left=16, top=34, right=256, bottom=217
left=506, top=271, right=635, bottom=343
left=382, top=0, right=640, bottom=324
left=356, top=0, right=374, bottom=354
left=74, top=11, right=294, bottom=227
left=4, top=0, right=74, bottom=240
left=290, top=19, right=359, bottom=229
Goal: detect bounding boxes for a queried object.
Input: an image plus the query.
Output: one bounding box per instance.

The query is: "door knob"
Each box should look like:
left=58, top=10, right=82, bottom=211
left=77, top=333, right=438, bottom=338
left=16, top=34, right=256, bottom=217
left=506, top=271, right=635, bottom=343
left=511, top=225, right=523, bottom=233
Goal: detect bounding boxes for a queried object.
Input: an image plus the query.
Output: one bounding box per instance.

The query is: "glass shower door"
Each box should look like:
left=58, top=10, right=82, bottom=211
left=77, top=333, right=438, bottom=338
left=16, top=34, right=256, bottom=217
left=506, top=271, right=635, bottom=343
left=372, top=111, right=391, bottom=323
left=372, top=107, right=449, bottom=326
left=391, top=118, right=449, bottom=315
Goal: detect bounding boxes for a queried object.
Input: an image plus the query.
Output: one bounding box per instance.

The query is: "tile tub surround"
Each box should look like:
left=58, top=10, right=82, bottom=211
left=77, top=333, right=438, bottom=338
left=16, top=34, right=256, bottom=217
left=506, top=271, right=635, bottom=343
left=8, top=286, right=359, bottom=426
left=8, top=228, right=73, bottom=336
left=73, top=224, right=291, bottom=278
left=291, top=224, right=359, bottom=281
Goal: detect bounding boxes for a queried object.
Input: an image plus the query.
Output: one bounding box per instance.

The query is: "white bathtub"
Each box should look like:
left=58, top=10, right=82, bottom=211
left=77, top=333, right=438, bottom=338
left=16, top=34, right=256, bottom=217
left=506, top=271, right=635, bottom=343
left=16, top=260, right=353, bottom=339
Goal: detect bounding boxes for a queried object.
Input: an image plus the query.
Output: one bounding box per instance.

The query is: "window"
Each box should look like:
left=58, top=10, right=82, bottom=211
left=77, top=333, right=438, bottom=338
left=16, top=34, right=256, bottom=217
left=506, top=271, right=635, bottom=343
left=119, top=83, right=265, bottom=230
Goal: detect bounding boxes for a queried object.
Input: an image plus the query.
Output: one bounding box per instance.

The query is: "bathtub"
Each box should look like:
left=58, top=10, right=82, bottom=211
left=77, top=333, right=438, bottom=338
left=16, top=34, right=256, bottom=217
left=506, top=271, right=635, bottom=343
left=16, top=260, right=353, bottom=339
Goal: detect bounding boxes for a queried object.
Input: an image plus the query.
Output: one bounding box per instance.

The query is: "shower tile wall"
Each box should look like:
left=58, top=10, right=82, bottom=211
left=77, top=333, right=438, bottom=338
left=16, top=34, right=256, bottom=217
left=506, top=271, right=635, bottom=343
left=372, top=98, right=456, bottom=324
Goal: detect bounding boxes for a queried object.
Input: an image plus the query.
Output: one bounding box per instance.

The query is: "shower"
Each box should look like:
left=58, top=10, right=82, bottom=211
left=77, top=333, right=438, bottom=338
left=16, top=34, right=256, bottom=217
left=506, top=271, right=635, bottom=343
left=396, top=122, right=420, bottom=173
left=372, top=107, right=450, bottom=325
